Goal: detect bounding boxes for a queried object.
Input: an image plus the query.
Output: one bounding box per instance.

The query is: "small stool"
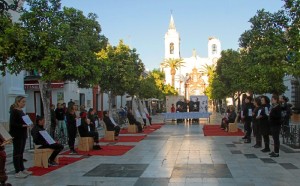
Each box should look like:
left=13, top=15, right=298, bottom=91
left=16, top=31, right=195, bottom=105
left=104, top=130, right=115, bottom=141
left=128, top=124, right=137, bottom=133
left=78, top=137, right=94, bottom=151
left=34, top=147, right=58, bottom=168
left=228, top=122, right=238, bottom=132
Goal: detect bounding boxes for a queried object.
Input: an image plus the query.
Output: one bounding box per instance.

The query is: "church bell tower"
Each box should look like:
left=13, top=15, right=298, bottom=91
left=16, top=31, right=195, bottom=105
left=164, top=15, right=180, bottom=59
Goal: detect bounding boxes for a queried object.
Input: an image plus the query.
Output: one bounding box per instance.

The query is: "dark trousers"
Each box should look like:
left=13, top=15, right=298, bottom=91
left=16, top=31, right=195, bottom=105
left=50, top=124, right=56, bottom=139
left=244, top=120, right=252, bottom=140
left=38, top=143, right=64, bottom=161
left=143, top=118, right=147, bottom=125
left=148, top=117, right=152, bottom=125
left=133, top=121, right=143, bottom=132
left=262, top=134, right=270, bottom=150
left=254, top=121, right=262, bottom=146
left=113, top=126, right=120, bottom=136
left=67, top=126, right=77, bottom=151
left=81, top=131, right=99, bottom=143
left=12, top=137, right=26, bottom=173
left=271, top=126, right=281, bottom=153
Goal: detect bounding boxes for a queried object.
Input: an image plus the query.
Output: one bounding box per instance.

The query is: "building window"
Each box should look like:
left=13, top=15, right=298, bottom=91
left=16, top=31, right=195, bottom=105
left=170, top=43, right=174, bottom=54
left=212, top=44, right=217, bottom=54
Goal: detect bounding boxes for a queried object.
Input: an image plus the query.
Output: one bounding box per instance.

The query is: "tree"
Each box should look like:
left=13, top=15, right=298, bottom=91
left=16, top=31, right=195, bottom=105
left=284, top=0, right=300, bottom=77
left=239, top=9, right=288, bottom=95
left=0, top=0, right=107, bottom=129
left=161, top=58, right=184, bottom=87
left=97, top=40, right=145, bottom=108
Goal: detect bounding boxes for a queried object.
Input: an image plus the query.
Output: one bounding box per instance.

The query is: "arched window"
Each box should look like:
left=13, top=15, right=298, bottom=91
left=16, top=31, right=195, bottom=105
left=170, top=43, right=174, bottom=54
left=212, top=44, right=217, bottom=54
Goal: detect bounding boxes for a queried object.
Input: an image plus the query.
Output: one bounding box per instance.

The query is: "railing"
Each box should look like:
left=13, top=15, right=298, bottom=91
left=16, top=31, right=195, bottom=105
left=282, top=124, right=300, bottom=149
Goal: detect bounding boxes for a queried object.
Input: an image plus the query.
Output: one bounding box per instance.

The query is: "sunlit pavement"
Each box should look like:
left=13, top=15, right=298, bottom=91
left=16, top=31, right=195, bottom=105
left=4, top=112, right=300, bottom=186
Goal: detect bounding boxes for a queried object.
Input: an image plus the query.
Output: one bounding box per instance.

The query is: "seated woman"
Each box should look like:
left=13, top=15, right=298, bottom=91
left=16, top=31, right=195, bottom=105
left=31, top=115, right=64, bottom=166
left=78, top=112, right=101, bottom=150
left=103, top=111, right=121, bottom=139
left=220, top=105, right=237, bottom=131
left=127, top=108, right=143, bottom=133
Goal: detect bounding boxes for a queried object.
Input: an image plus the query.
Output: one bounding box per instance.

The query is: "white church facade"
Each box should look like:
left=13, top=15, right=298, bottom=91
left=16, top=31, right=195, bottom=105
left=161, top=15, right=221, bottom=99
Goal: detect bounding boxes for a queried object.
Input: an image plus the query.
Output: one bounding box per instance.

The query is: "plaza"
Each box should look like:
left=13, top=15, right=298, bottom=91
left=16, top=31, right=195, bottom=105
left=3, top=112, right=300, bottom=186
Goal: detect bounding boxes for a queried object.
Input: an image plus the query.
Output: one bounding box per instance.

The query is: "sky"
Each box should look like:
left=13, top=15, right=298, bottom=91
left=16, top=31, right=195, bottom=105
left=60, top=0, right=285, bottom=71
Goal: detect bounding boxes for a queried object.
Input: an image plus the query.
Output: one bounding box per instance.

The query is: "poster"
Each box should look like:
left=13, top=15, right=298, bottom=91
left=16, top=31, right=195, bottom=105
left=57, top=92, right=64, bottom=103
left=190, top=95, right=208, bottom=112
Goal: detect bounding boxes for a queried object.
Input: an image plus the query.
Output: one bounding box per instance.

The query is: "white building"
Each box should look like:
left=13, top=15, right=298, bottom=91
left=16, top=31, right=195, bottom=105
left=161, top=15, right=221, bottom=99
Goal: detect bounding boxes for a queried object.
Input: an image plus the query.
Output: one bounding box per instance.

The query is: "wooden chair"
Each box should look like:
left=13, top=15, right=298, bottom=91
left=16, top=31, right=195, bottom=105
left=100, top=120, right=115, bottom=141
left=78, top=137, right=94, bottom=151
left=128, top=124, right=137, bottom=133
left=34, top=145, right=59, bottom=168
left=228, top=117, right=238, bottom=132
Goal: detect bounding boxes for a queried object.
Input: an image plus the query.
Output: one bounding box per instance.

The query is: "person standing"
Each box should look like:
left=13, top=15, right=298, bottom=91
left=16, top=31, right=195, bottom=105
left=241, top=96, right=254, bottom=143
left=66, top=104, right=78, bottom=154
left=269, top=95, right=282, bottom=157
left=55, top=103, right=67, bottom=138
left=31, top=115, right=64, bottom=166
left=252, top=97, right=262, bottom=148
left=260, top=96, right=271, bottom=153
left=9, top=96, right=32, bottom=178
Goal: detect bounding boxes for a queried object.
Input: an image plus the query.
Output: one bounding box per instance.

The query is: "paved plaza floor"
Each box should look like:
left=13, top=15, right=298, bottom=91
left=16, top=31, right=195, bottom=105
left=4, top=112, right=300, bottom=186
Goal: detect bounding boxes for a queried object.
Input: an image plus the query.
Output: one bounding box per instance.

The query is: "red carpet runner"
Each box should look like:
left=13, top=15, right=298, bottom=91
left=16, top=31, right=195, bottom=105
left=61, top=145, right=134, bottom=156
left=28, top=157, right=83, bottom=176
left=203, top=125, right=244, bottom=136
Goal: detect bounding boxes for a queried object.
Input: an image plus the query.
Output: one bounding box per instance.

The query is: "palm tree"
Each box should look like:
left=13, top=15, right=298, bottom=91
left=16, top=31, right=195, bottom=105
left=199, top=64, right=215, bottom=77
left=161, top=58, right=184, bottom=87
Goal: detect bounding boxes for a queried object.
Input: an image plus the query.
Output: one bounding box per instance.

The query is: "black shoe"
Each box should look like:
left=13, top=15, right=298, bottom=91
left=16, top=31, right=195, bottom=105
left=242, top=136, right=247, bottom=140
left=93, top=145, right=102, bottom=150
left=270, top=153, right=279, bottom=157
left=269, top=151, right=276, bottom=156
left=253, top=144, right=261, bottom=148
left=244, top=140, right=251, bottom=143
left=261, top=148, right=271, bottom=152
left=48, top=161, right=59, bottom=166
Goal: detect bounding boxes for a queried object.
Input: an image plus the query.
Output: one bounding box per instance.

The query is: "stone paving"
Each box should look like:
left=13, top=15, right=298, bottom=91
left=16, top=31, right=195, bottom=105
left=3, top=112, right=300, bottom=186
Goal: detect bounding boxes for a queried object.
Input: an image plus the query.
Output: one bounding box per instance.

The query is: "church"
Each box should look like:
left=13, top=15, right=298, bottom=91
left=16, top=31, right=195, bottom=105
left=161, top=15, right=221, bottom=99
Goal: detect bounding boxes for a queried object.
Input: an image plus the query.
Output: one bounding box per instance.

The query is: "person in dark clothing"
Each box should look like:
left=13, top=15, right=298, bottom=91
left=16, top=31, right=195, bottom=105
left=50, top=104, right=56, bottom=139
left=127, top=109, right=143, bottom=132
left=87, top=108, right=97, bottom=131
left=55, top=103, right=67, bottom=138
left=9, top=96, right=32, bottom=178
left=31, top=115, right=64, bottom=166
left=78, top=112, right=101, bottom=150
left=66, top=104, right=78, bottom=154
left=220, top=105, right=236, bottom=131
left=260, top=96, right=271, bottom=152
left=252, top=97, right=262, bottom=148
left=241, top=96, right=254, bottom=143
left=280, top=95, right=292, bottom=137
left=269, top=94, right=282, bottom=157
left=103, top=111, right=121, bottom=138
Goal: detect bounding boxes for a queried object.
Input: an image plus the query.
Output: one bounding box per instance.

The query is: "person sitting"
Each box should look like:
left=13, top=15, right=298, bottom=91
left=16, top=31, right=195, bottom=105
left=220, top=105, right=237, bottom=131
left=78, top=112, right=101, bottom=150
left=31, top=115, right=64, bottom=166
left=127, top=108, right=143, bottom=133
left=103, top=111, right=121, bottom=139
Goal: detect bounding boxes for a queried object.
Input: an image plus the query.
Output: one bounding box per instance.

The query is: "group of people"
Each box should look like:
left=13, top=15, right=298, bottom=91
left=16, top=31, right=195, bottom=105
left=8, top=96, right=151, bottom=179
left=220, top=94, right=292, bottom=158
left=8, top=97, right=104, bottom=178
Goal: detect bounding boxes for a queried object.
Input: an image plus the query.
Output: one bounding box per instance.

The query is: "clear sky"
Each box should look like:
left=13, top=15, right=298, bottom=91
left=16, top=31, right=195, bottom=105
left=60, top=0, right=285, bottom=71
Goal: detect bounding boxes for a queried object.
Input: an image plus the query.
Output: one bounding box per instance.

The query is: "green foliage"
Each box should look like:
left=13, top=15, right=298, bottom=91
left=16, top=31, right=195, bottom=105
left=97, top=40, right=145, bottom=96
left=239, top=9, right=288, bottom=94
left=0, top=0, right=107, bottom=88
